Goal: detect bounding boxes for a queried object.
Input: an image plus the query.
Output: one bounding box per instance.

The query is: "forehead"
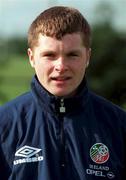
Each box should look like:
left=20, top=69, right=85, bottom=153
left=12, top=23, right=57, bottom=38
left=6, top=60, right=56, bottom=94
left=36, top=33, right=84, bottom=51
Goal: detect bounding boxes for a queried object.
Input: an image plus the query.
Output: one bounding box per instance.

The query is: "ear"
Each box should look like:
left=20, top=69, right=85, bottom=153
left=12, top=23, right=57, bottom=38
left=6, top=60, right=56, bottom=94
left=27, top=48, right=35, bottom=68
left=86, top=48, right=91, bottom=68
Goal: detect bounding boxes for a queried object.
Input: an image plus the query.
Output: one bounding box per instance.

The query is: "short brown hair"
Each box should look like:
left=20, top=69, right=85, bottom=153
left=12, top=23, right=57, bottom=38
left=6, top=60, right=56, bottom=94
left=28, top=6, right=91, bottom=49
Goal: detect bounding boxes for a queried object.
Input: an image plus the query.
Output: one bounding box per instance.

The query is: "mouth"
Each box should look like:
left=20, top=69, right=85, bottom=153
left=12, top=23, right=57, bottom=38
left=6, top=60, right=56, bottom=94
left=51, top=76, right=71, bottom=81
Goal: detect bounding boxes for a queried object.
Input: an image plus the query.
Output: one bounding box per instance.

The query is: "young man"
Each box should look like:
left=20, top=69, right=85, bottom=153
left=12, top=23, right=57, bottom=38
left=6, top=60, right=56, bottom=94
left=0, top=6, right=126, bottom=180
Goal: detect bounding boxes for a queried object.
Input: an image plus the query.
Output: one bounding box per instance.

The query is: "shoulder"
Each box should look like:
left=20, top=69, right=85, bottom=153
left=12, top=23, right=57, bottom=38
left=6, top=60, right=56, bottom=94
left=0, top=91, right=33, bottom=112
left=0, top=92, right=34, bottom=129
left=89, top=91, right=126, bottom=118
left=88, top=91, right=126, bottom=140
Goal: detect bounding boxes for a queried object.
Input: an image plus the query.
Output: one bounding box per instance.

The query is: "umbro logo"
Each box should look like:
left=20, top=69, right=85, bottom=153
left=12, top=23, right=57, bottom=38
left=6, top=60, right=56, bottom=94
left=15, top=145, right=41, bottom=158
left=14, top=145, right=43, bottom=165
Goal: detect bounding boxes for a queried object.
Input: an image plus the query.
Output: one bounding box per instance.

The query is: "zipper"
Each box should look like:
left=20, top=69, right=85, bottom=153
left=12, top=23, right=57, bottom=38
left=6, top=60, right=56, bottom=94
left=59, top=98, right=66, bottom=113
left=59, top=98, right=66, bottom=169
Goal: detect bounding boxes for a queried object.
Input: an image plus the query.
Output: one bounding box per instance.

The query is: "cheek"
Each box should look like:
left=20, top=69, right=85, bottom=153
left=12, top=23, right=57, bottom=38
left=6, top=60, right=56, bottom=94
left=79, top=67, right=86, bottom=77
left=75, top=62, right=87, bottom=79
left=74, top=60, right=86, bottom=72
left=37, top=62, right=53, bottom=76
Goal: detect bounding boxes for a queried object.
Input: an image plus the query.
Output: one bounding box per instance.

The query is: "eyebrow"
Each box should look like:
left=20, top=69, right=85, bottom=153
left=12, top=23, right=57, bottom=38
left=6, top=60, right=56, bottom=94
left=40, top=50, right=56, bottom=55
left=66, top=49, right=82, bottom=55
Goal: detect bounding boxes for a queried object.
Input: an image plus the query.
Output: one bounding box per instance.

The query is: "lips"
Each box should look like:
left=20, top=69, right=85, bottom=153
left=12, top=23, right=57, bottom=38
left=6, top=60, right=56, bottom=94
left=51, top=76, right=71, bottom=81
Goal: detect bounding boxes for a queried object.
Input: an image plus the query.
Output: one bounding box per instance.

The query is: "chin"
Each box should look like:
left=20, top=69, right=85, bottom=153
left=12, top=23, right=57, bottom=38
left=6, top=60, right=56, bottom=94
left=50, top=90, right=68, bottom=97
left=53, top=90, right=76, bottom=98
left=53, top=93, right=67, bottom=97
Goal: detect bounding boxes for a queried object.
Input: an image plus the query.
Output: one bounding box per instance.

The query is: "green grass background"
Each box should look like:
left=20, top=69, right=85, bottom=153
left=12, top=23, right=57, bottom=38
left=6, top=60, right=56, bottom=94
left=0, top=55, right=34, bottom=104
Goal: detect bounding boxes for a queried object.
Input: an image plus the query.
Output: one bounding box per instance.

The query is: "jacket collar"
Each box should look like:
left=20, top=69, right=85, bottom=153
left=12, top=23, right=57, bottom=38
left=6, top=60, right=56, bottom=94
left=31, top=75, right=89, bottom=115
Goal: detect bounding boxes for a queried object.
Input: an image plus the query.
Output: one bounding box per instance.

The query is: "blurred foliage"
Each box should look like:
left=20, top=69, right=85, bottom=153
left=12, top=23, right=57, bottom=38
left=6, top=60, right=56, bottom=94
left=87, top=22, right=126, bottom=107
left=86, top=2, right=126, bottom=108
left=0, top=37, right=27, bottom=57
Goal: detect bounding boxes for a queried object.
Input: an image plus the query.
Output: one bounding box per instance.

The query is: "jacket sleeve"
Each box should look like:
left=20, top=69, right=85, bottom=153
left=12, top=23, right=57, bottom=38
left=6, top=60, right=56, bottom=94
left=121, top=109, right=126, bottom=178
left=0, top=140, right=11, bottom=179
left=0, top=106, right=12, bottom=179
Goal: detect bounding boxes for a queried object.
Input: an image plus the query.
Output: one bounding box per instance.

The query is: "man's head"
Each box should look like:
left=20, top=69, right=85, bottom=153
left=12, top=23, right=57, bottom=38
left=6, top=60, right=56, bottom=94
left=28, top=6, right=91, bottom=50
left=28, top=6, right=91, bottom=97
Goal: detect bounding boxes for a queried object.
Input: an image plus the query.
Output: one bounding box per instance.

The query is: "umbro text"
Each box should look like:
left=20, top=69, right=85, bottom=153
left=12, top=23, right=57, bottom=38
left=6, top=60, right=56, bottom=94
left=14, top=156, right=43, bottom=165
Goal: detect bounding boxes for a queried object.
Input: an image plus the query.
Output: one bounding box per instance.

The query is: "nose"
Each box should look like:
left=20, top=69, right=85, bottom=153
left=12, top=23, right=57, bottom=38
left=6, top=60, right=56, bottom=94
left=54, top=57, right=68, bottom=72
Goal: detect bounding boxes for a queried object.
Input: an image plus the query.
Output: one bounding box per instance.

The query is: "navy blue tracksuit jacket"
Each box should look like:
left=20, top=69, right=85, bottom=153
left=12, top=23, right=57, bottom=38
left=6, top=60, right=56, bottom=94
left=0, top=75, right=126, bottom=180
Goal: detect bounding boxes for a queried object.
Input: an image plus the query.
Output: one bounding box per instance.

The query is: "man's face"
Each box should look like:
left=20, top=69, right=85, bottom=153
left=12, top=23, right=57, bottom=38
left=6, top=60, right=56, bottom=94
left=28, top=33, right=91, bottom=97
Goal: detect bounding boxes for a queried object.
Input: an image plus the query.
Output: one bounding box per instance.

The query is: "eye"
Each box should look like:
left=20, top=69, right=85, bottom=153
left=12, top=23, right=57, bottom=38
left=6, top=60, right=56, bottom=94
left=68, top=52, right=79, bottom=57
left=43, top=53, right=55, bottom=57
left=41, top=52, right=57, bottom=60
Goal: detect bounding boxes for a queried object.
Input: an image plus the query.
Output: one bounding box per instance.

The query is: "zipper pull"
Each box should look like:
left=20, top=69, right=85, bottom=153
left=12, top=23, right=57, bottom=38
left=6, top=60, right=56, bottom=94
left=59, top=98, right=66, bottom=113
